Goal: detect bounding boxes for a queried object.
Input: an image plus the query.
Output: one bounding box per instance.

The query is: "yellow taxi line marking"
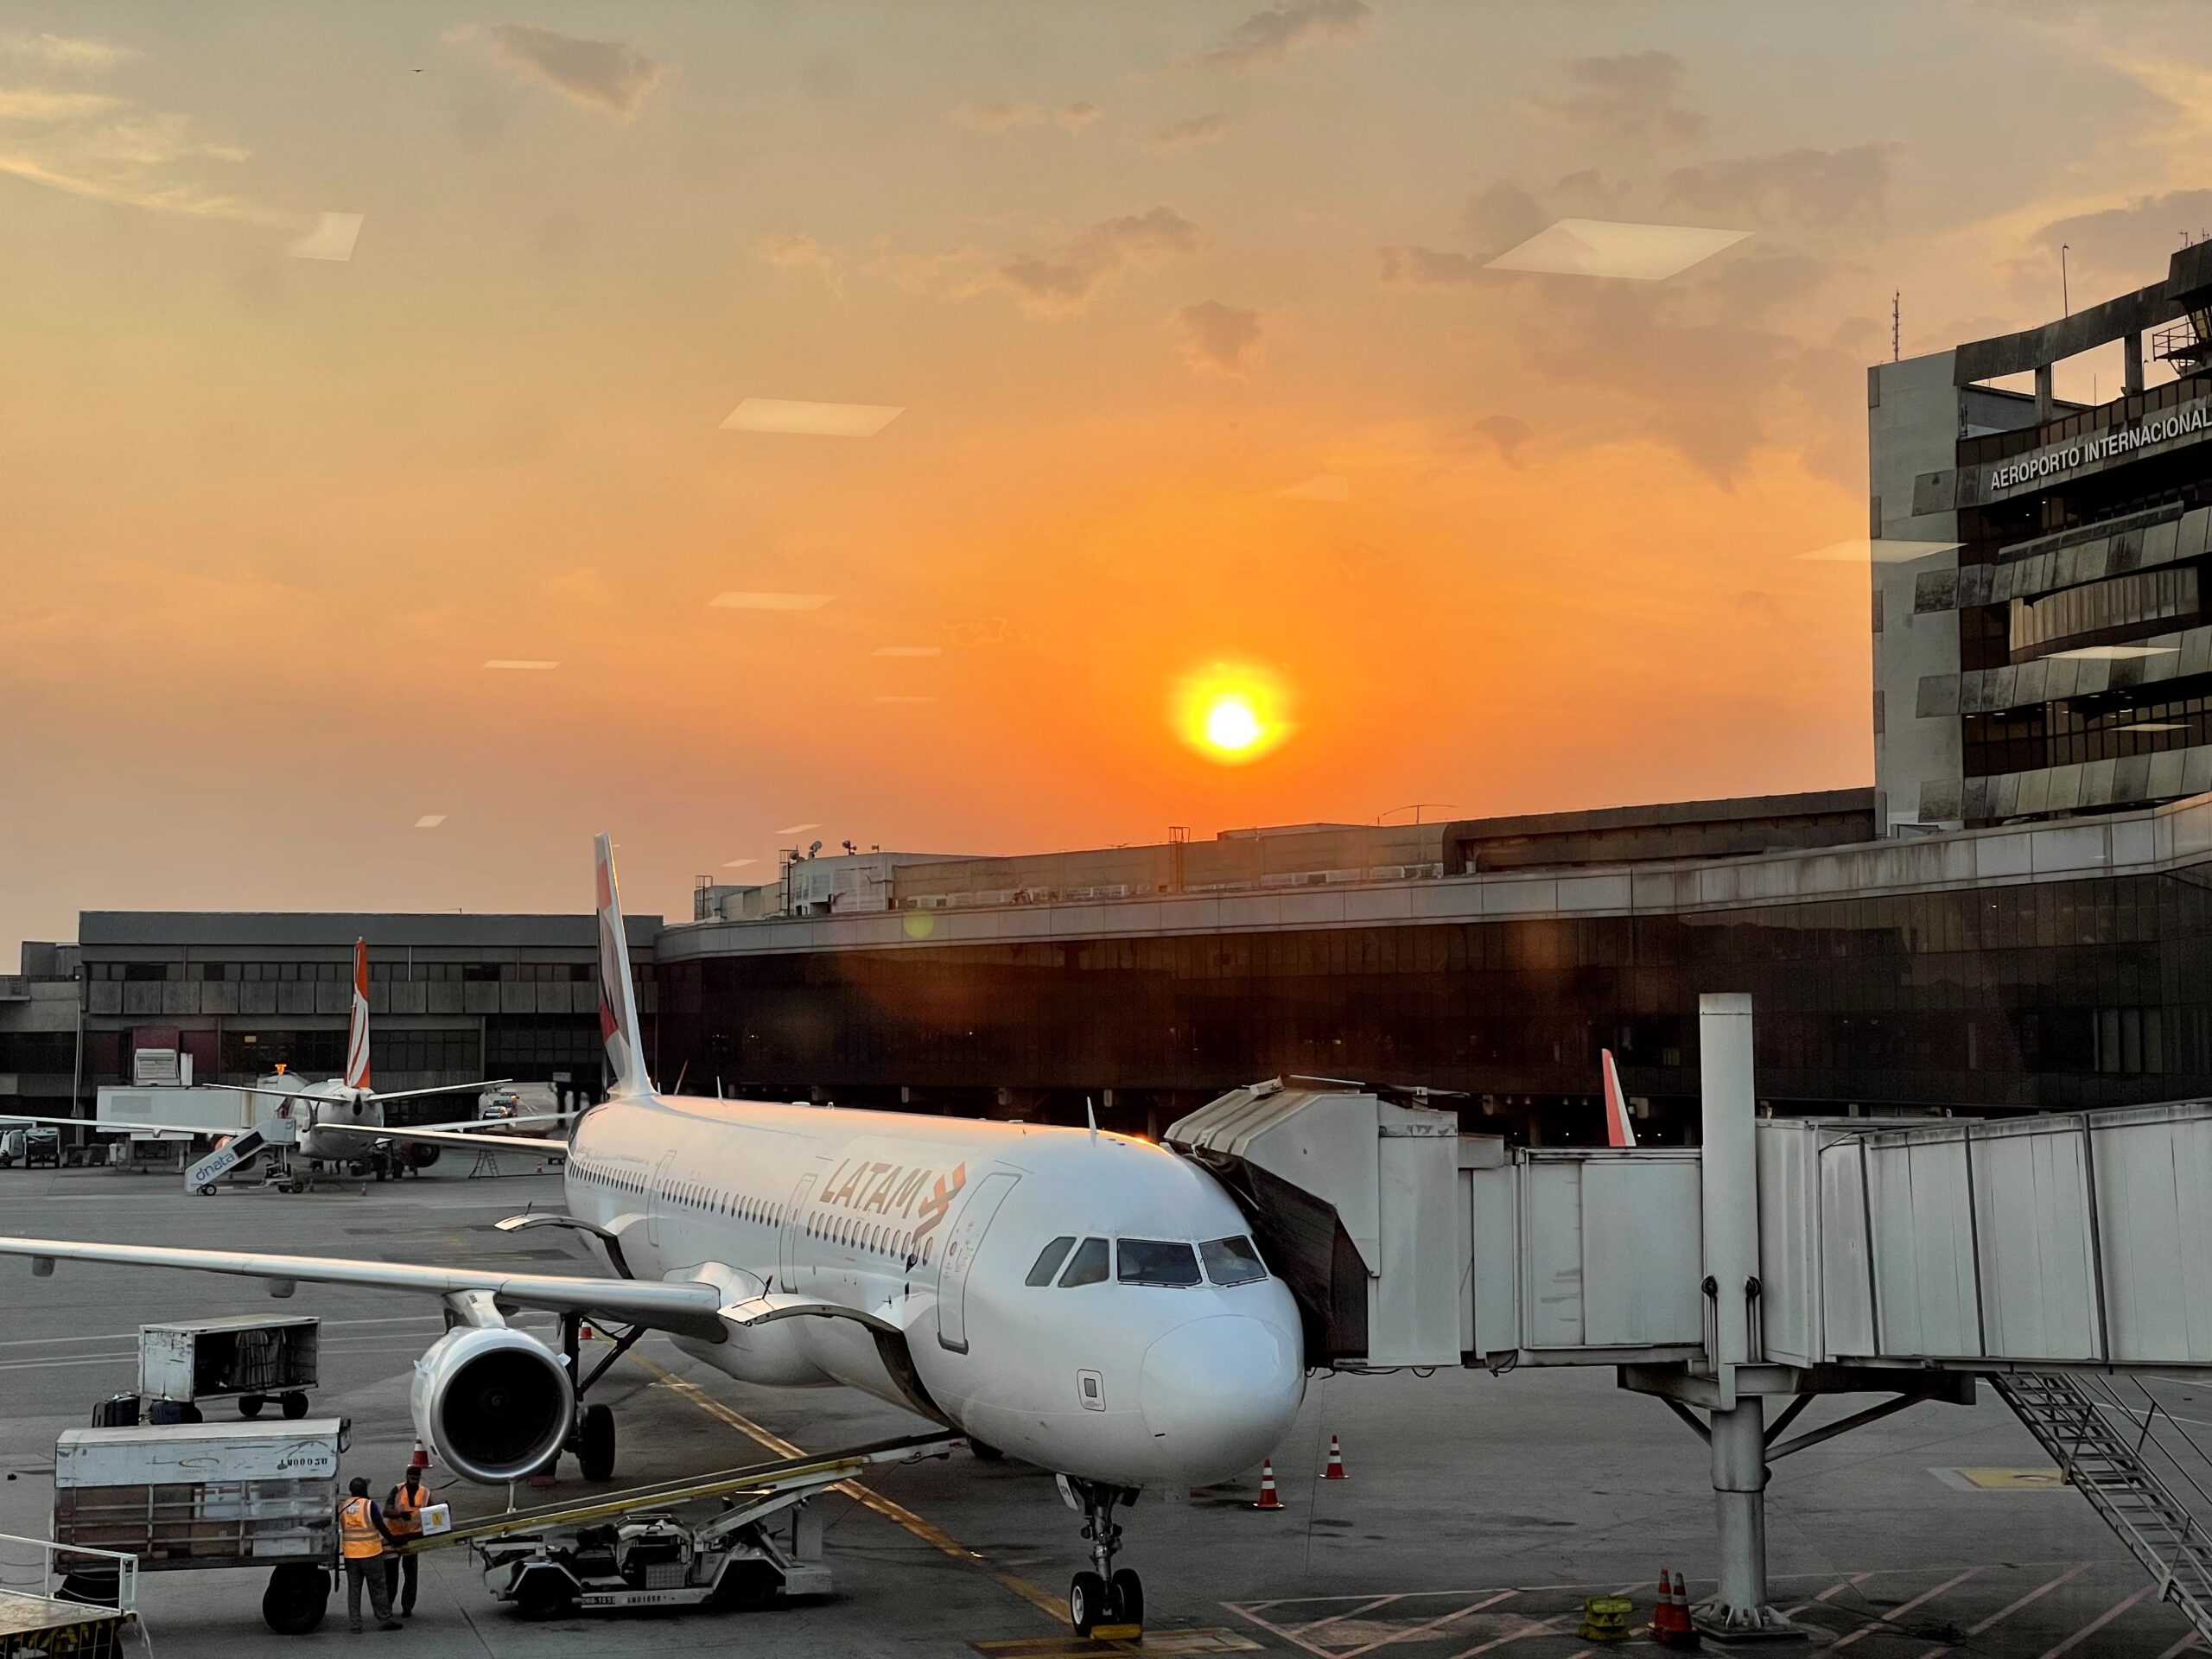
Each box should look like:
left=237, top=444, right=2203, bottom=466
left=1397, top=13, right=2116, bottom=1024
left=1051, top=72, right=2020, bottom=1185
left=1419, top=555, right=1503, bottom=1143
left=630, top=1351, right=1069, bottom=1624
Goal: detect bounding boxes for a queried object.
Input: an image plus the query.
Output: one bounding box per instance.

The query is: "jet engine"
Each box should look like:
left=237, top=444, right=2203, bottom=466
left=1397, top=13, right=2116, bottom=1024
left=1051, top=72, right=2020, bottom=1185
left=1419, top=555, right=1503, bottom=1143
left=409, top=1326, right=575, bottom=1484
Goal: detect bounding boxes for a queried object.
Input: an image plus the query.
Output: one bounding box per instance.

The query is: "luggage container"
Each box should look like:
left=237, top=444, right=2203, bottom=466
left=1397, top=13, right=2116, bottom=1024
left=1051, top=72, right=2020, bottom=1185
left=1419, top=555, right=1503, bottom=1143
left=137, top=1317, right=317, bottom=1421
left=52, top=1418, right=349, bottom=1636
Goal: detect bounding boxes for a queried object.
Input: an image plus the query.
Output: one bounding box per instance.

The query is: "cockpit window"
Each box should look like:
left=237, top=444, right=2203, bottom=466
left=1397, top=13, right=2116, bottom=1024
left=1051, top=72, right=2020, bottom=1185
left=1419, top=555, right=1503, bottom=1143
left=1200, top=1235, right=1268, bottom=1286
left=1058, top=1236, right=1110, bottom=1287
left=1116, top=1239, right=1202, bottom=1287
left=1027, top=1236, right=1077, bottom=1287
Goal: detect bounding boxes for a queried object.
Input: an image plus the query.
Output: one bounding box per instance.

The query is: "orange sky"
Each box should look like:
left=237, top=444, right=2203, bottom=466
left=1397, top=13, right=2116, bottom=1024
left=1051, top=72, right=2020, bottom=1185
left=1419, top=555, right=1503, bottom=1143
left=6, top=1, right=2212, bottom=952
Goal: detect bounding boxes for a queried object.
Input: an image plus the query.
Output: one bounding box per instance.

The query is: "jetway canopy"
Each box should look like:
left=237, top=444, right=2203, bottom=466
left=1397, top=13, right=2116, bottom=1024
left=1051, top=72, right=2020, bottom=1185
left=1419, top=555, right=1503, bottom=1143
left=1172, top=1083, right=2212, bottom=1376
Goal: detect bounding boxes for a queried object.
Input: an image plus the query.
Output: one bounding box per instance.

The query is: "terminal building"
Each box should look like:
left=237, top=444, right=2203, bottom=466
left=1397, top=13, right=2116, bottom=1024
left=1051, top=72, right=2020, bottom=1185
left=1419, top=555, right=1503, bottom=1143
left=10, top=254, right=2212, bottom=1143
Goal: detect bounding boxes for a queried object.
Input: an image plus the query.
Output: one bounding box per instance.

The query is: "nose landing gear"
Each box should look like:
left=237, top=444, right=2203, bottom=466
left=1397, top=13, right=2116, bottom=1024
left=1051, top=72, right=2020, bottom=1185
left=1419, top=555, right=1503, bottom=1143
left=1060, top=1477, right=1143, bottom=1637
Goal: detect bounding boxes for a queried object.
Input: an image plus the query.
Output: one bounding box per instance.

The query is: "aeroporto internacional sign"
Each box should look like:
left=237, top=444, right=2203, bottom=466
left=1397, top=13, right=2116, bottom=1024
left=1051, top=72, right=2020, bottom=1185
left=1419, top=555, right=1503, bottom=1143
left=1970, top=396, right=2212, bottom=505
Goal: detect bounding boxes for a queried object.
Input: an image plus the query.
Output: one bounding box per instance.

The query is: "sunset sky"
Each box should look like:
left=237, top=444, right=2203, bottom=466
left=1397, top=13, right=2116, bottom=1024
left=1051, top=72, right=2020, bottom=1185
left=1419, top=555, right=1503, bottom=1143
left=7, top=0, right=2212, bottom=953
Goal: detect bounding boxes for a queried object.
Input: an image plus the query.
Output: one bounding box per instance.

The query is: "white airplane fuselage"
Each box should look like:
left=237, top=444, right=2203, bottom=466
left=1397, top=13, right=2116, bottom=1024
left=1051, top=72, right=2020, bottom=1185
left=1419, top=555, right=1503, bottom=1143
left=565, top=1092, right=1306, bottom=1491
left=270, top=1081, right=386, bottom=1162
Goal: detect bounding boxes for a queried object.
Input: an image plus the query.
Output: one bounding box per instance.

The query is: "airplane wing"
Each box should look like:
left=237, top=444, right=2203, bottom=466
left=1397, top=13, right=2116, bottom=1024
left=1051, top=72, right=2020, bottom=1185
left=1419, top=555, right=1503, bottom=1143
left=0, top=1233, right=727, bottom=1339
left=309, top=1122, right=571, bottom=1157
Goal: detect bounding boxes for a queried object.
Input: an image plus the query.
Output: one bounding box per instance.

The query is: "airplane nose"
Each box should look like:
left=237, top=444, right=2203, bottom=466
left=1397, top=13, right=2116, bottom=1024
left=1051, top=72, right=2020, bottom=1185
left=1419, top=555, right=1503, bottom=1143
left=1139, top=1315, right=1304, bottom=1484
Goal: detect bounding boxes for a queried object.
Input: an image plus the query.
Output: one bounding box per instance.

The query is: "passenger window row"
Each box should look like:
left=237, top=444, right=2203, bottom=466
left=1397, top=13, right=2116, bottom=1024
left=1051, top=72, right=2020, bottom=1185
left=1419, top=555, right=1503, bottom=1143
left=572, top=1160, right=783, bottom=1229
left=1025, top=1234, right=1268, bottom=1288
left=805, top=1211, right=935, bottom=1265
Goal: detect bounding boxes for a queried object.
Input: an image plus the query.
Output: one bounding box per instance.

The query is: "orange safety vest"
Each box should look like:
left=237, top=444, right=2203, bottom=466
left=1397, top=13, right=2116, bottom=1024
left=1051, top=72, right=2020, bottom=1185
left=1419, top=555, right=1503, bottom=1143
left=387, top=1484, right=425, bottom=1537
left=338, top=1496, right=384, bottom=1560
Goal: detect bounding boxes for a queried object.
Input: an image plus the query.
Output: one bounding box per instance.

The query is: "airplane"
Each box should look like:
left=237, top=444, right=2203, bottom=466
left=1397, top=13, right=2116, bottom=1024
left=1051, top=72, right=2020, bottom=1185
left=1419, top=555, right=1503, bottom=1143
left=0, top=836, right=1306, bottom=1636
left=16, top=938, right=535, bottom=1193
left=1601, top=1048, right=1637, bottom=1148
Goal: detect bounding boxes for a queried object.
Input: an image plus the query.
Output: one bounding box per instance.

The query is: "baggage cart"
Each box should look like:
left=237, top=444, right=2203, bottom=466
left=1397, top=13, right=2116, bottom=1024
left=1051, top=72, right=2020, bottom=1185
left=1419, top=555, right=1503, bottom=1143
left=137, top=1316, right=318, bottom=1420
left=53, top=1418, right=349, bottom=1635
left=0, top=1533, right=143, bottom=1658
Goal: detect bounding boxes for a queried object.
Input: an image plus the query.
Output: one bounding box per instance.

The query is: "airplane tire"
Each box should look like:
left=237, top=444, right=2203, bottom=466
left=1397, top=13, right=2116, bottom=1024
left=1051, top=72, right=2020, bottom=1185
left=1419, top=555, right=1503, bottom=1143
left=281, top=1391, right=309, bottom=1421
left=1069, top=1572, right=1107, bottom=1638
left=1111, top=1568, right=1144, bottom=1630
left=512, top=1566, right=576, bottom=1621
left=578, top=1404, right=616, bottom=1481
left=262, top=1564, right=329, bottom=1635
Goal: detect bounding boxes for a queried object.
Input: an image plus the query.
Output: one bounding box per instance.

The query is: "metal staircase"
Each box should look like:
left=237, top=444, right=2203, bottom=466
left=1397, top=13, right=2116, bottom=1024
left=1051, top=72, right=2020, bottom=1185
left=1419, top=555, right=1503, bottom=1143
left=1992, top=1371, right=2212, bottom=1645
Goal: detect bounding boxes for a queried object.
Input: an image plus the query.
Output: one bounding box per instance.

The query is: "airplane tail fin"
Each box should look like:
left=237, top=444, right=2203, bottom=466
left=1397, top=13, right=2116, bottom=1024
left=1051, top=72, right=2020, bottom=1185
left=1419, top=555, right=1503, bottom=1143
left=594, top=834, right=652, bottom=1096
left=1601, top=1048, right=1636, bottom=1148
left=342, top=938, right=372, bottom=1090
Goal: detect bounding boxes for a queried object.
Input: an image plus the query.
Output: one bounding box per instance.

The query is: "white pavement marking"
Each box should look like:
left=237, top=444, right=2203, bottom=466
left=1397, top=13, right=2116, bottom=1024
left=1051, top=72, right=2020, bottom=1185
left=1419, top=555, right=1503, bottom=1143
left=1916, top=1561, right=2093, bottom=1658
left=1333, top=1590, right=1518, bottom=1658
left=1818, top=1567, right=1982, bottom=1653
left=2033, top=1586, right=2154, bottom=1659
left=1293, top=1596, right=1408, bottom=1644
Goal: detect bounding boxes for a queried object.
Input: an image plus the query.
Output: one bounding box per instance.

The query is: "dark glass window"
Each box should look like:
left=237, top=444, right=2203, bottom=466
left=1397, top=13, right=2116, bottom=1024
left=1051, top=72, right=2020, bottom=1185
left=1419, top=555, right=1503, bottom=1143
left=1026, top=1236, right=1077, bottom=1287
left=1199, top=1235, right=1267, bottom=1286
left=1058, top=1236, right=1109, bottom=1287
left=1117, top=1239, right=1201, bottom=1287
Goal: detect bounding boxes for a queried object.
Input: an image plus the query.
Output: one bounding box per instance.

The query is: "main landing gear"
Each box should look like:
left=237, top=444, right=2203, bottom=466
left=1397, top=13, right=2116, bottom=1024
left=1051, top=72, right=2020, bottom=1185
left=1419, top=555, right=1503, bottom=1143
left=1060, top=1477, right=1144, bottom=1638
left=556, top=1313, right=643, bottom=1482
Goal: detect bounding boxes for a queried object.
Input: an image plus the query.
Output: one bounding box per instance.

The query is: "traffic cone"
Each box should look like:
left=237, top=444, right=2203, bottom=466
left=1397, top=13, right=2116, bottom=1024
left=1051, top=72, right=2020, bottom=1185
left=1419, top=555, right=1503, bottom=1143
left=1252, top=1459, right=1284, bottom=1510
left=1650, top=1567, right=1698, bottom=1648
left=1323, top=1434, right=1348, bottom=1479
left=410, top=1440, right=430, bottom=1471
left=359, top=1182, right=369, bottom=1196
left=579, top=1323, right=595, bottom=1344
left=1672, top=1572, right=1700, bottom=1647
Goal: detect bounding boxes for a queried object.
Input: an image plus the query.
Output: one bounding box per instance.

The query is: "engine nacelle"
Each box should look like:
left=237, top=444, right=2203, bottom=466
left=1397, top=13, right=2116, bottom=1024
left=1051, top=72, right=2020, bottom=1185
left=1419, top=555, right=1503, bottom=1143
left=409, top=1326, right=575, bottom=1484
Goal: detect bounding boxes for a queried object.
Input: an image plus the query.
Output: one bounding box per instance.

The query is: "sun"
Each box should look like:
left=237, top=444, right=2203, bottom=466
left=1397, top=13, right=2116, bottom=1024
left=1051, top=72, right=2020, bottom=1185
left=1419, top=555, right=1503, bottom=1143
left=1176, top=665, right=1292, bottom=765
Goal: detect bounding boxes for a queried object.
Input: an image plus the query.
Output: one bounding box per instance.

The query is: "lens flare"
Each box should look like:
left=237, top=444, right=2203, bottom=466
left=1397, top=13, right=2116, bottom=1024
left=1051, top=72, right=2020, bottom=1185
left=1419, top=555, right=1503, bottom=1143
left=1176, top=665, right=1292, bottom=765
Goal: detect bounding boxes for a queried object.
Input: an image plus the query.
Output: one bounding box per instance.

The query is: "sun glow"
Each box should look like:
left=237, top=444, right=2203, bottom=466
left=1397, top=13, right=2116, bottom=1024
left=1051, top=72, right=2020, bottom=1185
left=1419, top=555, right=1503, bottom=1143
left=1177, top=665, right=1292, bottom=765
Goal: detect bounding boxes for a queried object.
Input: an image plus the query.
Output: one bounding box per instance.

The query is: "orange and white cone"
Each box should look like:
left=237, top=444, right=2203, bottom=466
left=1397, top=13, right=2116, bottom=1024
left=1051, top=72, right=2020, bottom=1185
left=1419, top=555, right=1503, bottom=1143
left=1323, top=1434, right=1348, bottom=1479
left=1252, top=1459, right=1285, bottom=1510
left=410, top=1439, right=430, bottom=1471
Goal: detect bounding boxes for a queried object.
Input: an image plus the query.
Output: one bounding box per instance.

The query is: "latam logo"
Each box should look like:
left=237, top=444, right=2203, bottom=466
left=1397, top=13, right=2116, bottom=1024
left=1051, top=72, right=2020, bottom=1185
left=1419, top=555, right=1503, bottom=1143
left=816, top=1157, right=968, bottom=1243
left=1988, top=404, right=2212, bottom=493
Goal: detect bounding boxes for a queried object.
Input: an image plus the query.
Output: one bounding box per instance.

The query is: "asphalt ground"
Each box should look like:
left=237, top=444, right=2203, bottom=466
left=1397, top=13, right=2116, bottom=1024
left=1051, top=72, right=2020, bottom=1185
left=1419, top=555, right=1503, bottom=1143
left=0, top=1161, right=2197, bottom=1658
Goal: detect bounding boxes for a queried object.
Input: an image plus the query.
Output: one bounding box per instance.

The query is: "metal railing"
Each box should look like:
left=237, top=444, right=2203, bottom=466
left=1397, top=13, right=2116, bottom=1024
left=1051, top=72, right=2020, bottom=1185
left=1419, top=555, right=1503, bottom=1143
left=0, top=1529, right=140, bottom=1612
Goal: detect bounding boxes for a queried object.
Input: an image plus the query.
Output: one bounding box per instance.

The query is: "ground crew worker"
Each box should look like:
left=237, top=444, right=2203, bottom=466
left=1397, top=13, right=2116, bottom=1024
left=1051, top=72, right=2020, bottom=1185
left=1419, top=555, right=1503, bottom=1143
left=337, top=1476, right=403, bottom=1632
left=384, top=1466, right=428, bottom=1617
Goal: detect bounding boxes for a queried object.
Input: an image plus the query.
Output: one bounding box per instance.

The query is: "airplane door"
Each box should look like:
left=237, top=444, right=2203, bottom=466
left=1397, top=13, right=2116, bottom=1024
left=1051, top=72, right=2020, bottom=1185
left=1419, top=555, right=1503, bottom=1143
left=935, top=1172, right=1019, bottom=1355
left=645, top=1152, right=677, bottom=1248
left=780, top=1174, right=817, bottom=1291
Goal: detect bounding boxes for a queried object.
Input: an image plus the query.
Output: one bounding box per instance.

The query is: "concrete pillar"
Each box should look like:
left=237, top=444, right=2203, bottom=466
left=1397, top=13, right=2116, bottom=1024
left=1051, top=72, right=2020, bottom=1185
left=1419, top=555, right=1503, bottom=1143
left=2035, top=362, right=2056, bottom=421
left=1694, top=993, right=1796, bottom=1640
left=2126, top=333, right=2145, bottom=397
left=1699, top=993, right=1758, bottom=1395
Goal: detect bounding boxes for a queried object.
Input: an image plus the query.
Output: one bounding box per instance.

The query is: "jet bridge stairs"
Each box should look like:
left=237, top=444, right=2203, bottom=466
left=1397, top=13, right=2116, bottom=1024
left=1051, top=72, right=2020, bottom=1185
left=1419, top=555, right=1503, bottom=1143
left=1166, top=1000, right=2212, bottom=1643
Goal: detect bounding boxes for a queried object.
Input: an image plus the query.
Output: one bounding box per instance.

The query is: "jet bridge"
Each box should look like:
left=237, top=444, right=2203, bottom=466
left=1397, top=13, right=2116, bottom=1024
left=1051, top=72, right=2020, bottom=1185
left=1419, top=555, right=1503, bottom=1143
left=1169, top=1000, right=2212, bottom=1643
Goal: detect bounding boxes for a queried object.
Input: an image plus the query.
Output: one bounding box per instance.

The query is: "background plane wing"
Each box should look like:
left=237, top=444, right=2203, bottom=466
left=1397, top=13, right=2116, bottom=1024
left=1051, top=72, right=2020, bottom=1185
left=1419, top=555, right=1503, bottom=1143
left=310, top=1122, right=572, bottom=1157
left=0, top=1234, right=726, bottom=1338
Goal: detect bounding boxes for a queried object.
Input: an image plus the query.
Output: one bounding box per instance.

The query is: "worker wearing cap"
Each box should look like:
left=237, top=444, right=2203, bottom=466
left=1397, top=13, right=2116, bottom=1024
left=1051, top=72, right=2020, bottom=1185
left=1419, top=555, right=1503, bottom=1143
left=384, top=1466, right=428, bottom=1617
left=337, top=1476, right=402, bottom=1632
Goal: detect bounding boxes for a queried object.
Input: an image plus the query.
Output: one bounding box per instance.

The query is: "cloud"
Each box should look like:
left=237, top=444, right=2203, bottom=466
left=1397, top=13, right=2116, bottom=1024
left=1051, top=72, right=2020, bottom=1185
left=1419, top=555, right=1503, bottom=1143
left=1176, top=300, right=1263, bottom=374
left=0, top=98, right=279, bottom=224
left=0, top=89, right=123, bottom=121
left=1197, top=0, right=1372, bottom=71
left=1665, top=143, right=1899, bottom=225
left=1377, top=245, right=1484, bottom=286
left=952, top=99, right=1098, bottom=135
left=1462, top=180, right=1548, bottom=257
left=455, top=24, right=664, bottom=120
left=1153, top=112, right=1230, bottom=149
left=0, top=33, right=136, bottom=68
left=995, top=206, right=1203, bottom=316
left=759, top=230, right=844, bottom=296
left=1528, top=51, right=1707, bottom=147
left=1468, top=415, right=1531, bottom=465
left=2026, top=187, right=2212, bottom=287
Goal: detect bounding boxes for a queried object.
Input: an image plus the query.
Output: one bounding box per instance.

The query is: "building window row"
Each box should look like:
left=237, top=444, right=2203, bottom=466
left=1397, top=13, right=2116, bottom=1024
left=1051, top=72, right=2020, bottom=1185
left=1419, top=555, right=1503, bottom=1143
left=2009, top=566, right=2199, bottom=657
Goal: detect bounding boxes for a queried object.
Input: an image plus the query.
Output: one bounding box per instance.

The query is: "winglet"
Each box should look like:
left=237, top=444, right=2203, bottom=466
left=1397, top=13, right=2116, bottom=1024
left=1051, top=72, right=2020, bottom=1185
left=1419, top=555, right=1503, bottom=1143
left=594, top=834, right=652, bottom=1096
left=343, top=938, right=372, bottom=1090
left=1601, top=1048, right=1636, bottom=1148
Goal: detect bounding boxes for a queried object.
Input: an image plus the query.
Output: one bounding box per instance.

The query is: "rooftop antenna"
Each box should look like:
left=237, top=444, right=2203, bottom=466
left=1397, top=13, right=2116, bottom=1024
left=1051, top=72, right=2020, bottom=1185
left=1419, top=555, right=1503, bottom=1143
left=1891, top=290, right=1900, bottom=362
left=2062, top=244, right=2070, bottom=316
left=1085, top=1096, right=1097, bottom=1141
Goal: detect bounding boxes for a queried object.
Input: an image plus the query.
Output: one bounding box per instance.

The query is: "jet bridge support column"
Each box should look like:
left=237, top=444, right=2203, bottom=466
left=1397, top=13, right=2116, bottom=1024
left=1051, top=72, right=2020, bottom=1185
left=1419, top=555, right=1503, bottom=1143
left=1695, top=994, right=1796, bottom=1642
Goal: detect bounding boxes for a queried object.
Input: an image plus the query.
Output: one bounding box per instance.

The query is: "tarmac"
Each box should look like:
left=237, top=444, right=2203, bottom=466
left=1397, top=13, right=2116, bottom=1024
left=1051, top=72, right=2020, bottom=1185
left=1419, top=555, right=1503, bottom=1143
left=0, top=1160, right=2198, bottom=1658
